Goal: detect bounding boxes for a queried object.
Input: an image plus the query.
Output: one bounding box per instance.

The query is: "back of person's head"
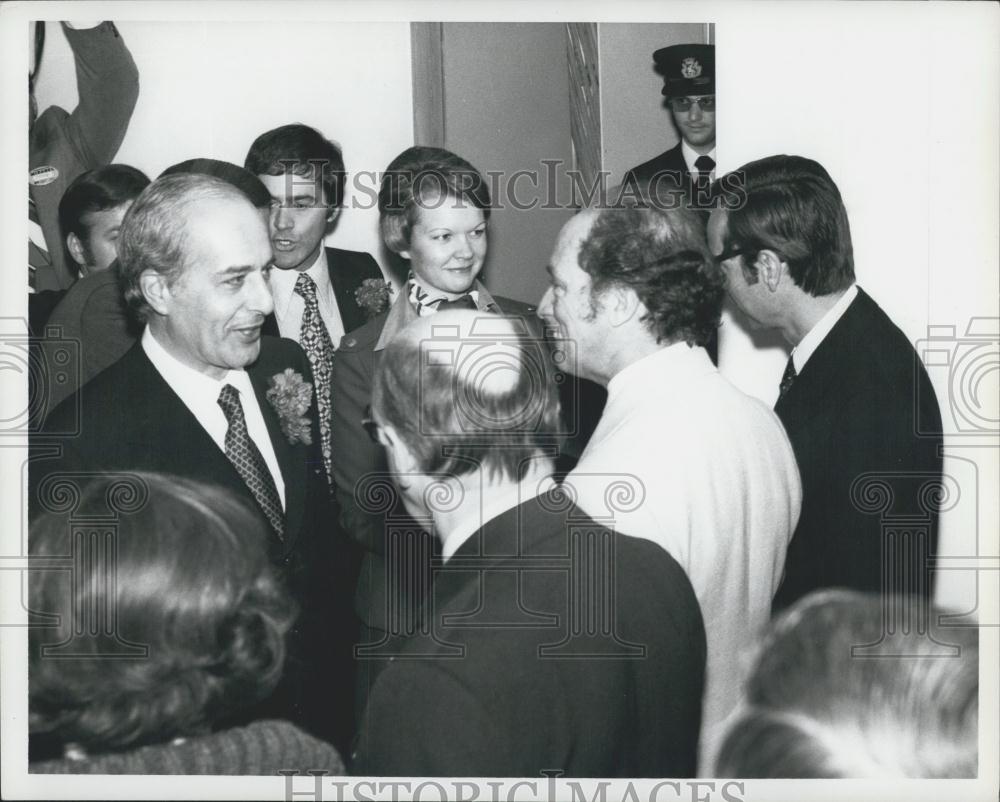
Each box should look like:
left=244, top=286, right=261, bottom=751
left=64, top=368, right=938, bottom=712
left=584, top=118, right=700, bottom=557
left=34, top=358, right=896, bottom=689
left=378, top=146, right=492, bottom=254
left=29, top=472, right=296, bottom=756
left=117, top=173, right=251, bottom=323
left=58, top=164, right=150, bottom=242
left=716, top=590, right=978, bottom=778
left=244, top=123, right=346, bottom=208
left=160, top=157, right=271, bottom=210
left=373, top=311, right=560, bottom=482
left=577, top=193, right=723, bottom=347
left=719, top=154, right=855, bottom=297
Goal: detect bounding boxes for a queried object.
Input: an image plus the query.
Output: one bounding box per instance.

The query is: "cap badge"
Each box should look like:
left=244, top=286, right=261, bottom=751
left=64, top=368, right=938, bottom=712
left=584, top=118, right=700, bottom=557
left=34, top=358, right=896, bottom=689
left=680, top=57, right=702, bottom=78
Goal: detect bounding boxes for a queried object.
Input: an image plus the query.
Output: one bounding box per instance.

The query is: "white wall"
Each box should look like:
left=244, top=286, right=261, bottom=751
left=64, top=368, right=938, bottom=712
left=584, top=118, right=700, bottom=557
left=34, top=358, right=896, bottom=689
left=32, top=20, right=414, bottom=271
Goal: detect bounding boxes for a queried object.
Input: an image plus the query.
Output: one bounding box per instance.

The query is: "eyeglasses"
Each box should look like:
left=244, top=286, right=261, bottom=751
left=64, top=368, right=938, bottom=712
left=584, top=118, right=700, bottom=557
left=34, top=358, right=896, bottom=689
left=668, top=95, right=716, bottom=113
left=713, top=246, right=751, bottom=266
left=361, top=405, right=384, bottom=445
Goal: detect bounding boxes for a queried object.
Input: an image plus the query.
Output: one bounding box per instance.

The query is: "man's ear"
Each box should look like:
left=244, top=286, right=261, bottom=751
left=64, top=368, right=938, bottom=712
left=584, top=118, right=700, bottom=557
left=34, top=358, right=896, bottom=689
left=66, top=232, right=87, bottom=269
left=326, top=205, right=341, bottom=226
left=382, top=424, right=419, bottom=475
left=139, top=270, right=173, bottom=317
left=755, top=250, right=786, bottom=293
left=607, top=284, right=643, bottom=329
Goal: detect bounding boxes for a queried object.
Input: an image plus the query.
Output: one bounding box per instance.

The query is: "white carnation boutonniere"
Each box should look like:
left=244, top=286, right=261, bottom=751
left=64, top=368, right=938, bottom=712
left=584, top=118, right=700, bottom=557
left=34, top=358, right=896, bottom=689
left=355, top=278, right=393, bottom=319
left=266, top=369, right=313, bottom=445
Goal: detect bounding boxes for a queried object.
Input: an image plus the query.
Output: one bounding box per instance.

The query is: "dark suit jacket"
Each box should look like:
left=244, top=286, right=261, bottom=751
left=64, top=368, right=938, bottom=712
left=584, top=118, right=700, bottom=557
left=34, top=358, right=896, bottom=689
left=772, top=288, right=944, bottom=611
left=261, top=246, right=383, bottom=339
left=624, top=141, right=691, bottom=191
left=43, top=265, right=139, bottom=418
left=33, top=336, right=356, bottom=750
left=352, top=490, right=706, bottom=778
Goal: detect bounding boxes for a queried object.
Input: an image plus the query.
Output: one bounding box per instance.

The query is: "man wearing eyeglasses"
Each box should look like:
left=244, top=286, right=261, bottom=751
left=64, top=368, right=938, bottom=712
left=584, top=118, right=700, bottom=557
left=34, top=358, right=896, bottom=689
left=707, top=155, right=944, bottom=615
left=623, top=43, right=716, bottom=206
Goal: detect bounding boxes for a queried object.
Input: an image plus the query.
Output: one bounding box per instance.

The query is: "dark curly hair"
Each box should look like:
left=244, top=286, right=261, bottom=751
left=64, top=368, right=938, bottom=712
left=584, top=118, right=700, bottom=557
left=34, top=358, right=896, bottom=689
left=29, top=473, right=296, bottom=755
left=576, top=202, right=723, bottom=346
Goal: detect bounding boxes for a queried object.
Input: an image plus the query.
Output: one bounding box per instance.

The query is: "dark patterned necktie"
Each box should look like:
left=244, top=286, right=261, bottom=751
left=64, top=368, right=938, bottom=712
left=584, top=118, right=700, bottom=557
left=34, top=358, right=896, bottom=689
left=778, top=356, right=797, bottom=400
left=694, top=155, right=716, bottom=183
left=217, top=384, right=285, bottom=540
left=294, top=273, right=334, bottom=482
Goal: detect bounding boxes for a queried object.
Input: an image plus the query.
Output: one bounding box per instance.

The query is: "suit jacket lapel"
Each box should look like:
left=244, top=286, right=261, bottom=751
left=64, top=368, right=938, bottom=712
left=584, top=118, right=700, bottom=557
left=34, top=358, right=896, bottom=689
left=776, top=291, right=867, bottom=413
left=261, top=313, right=280, bottom=338
left=666, top=142, right=692, bottom=183
left=124, top=344, right=257, bottom=502
left=326, top=247, right=356, bottom=333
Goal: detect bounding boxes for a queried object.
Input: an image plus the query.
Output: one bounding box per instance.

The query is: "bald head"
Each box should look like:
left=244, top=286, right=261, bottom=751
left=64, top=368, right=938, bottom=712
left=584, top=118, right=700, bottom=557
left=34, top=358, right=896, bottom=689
left=397, top=310, right=525, bottom=397
left=373, top=309, right=561, bottom=482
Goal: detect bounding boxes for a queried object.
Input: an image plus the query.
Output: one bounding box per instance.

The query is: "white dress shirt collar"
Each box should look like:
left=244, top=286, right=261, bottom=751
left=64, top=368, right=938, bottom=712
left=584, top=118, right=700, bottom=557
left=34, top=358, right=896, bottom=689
left=681, top=141, right=717, bottom=178
left=268, top=247, right=330, bottom=320
left=141, top=326, right=286, bottom=507
left=791, top=283, right=858, bottom=373
left=143, top=325, right=244, bottom=406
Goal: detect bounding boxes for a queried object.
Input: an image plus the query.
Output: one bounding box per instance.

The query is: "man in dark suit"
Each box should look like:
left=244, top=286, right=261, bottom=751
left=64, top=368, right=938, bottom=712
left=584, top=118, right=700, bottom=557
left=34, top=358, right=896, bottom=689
left=245, top=124, right=383, bottom=485
left=33, top=173, right=355, bottom=750
left=623, top=43, right=716, bottom=208
left=351, top=310, right=706, bottom=777
left=708, top=155, right=944, bottom=612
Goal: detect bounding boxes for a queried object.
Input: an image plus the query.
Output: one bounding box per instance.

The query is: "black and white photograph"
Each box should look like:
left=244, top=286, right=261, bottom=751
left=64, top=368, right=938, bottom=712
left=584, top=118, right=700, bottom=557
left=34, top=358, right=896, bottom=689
left=1, top=1, right=997, bottom=800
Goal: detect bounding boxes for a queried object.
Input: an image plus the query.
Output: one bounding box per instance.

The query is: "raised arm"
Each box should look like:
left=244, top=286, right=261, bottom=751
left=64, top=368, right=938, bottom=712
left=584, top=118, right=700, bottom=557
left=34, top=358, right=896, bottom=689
left=60, top=22, right=139, bottom=167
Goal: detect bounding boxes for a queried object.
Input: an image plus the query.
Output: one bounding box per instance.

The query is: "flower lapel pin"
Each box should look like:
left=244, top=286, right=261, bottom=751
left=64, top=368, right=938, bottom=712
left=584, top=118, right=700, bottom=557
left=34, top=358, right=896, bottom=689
left=266, top=368, right=313, bottom=445
left=355, top=278, right=393, bottom=319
